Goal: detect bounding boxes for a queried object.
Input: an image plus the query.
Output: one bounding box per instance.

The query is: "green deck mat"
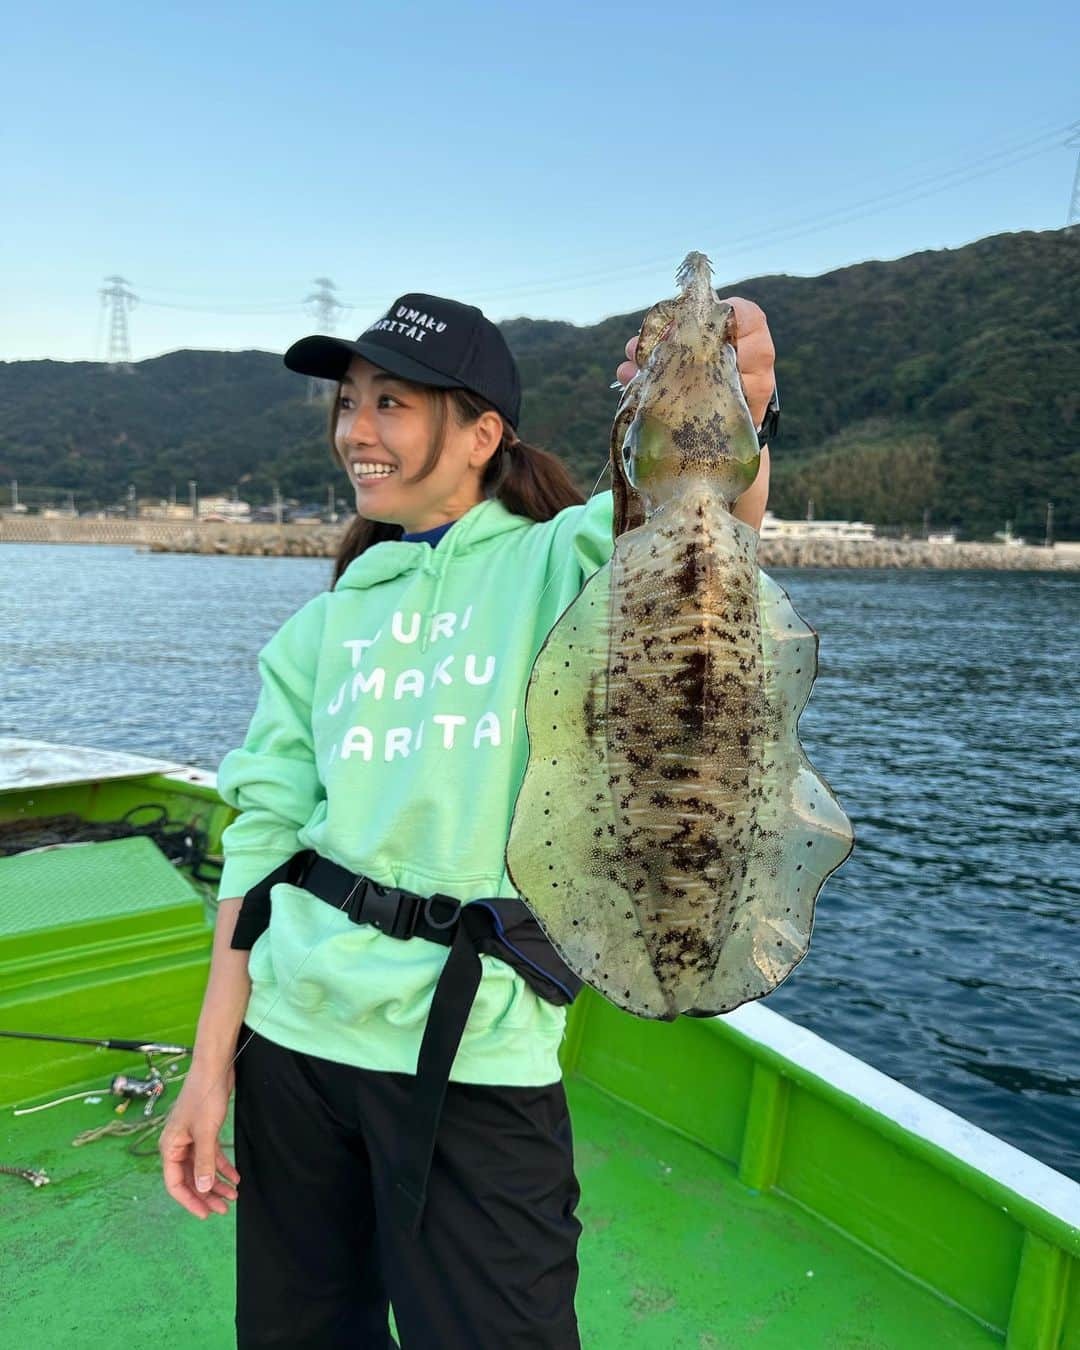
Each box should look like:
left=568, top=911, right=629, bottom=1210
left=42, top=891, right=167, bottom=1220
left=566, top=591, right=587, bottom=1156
left=0, top=836, right=201, bottom=940
left=0, top=1077, right=1002, bottom=1349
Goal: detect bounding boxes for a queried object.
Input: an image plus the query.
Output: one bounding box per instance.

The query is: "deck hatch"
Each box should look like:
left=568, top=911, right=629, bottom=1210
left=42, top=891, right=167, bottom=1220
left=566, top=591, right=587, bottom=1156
left=0, top=835, right=201, bottom=941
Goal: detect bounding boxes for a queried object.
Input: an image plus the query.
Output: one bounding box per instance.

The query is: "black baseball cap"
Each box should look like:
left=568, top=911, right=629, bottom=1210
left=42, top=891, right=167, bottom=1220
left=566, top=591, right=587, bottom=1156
left=283, top=292, right=521, bottom=428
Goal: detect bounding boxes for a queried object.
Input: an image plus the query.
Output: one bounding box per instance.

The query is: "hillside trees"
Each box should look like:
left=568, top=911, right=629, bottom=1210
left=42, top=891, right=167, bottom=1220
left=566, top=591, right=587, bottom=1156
left=1, top=228, right=1076, bottom=537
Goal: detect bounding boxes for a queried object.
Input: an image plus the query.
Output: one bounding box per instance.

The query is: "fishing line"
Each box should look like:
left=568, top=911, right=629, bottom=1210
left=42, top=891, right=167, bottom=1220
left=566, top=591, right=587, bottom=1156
left=586, top=461, right=611, bottom=501
left=183, top=888, right=391, bottom=1128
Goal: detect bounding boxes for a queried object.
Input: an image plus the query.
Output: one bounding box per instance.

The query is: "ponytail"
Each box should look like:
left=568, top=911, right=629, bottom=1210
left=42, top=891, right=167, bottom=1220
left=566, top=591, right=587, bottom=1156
left=327, top=382, right=585, bottom=587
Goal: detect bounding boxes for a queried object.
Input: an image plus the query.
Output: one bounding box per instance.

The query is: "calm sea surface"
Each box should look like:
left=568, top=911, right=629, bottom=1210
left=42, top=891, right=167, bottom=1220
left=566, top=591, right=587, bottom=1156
left=2, top=542, right=1077, bottom=1181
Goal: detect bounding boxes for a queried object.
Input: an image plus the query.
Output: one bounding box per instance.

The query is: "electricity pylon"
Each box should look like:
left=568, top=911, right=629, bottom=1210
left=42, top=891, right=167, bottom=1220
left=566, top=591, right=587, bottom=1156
left=304, top=277, right=347, bottom=402
left=1067, top=123, right=1080, bottom=232
left=99, top=276, right=137, bottom=371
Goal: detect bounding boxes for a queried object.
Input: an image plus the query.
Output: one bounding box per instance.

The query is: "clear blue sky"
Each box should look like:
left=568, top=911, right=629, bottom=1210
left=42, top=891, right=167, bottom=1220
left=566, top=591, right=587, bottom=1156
left=3, top=0, right=1077, bottom=362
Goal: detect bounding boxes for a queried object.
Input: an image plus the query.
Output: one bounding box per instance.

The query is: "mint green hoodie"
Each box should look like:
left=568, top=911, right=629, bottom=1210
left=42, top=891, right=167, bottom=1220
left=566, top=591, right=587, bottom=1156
left=217, top=489, right=615, bottom=1086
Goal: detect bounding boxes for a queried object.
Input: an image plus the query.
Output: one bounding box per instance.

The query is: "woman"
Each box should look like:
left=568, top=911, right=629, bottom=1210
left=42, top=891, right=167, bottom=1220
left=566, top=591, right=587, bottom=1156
left=160, top=289, right=775, bottom=1349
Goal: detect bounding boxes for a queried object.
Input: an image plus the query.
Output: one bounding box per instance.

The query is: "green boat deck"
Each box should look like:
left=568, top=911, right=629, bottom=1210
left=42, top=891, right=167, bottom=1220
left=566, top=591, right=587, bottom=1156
left=1, top=1073, right=998, bottom=1349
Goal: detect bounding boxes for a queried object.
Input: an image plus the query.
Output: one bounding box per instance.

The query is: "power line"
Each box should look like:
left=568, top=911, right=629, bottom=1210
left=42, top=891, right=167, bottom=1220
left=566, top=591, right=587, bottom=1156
left=457, top=122, right=1077, bottom=306
left=329, top=116, right=1076, bottom=309
left=139, top=297, right=307, bottom=314
left=138, top=282, right=306, bottom=300
left=87, top=113, right=1077, bottom=357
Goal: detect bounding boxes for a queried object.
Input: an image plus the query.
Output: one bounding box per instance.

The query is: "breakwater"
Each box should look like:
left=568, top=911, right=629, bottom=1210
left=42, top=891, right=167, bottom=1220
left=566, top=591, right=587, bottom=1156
left=2, top=513, right=1077, bottom=570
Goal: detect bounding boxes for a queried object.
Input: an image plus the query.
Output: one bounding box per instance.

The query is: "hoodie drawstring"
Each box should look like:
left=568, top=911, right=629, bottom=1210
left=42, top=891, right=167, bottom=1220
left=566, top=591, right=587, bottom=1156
left=419, top=517, right=463, bottom=655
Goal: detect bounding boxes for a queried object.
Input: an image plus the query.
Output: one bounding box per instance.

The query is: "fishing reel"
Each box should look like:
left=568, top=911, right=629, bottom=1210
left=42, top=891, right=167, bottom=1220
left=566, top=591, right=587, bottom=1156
left=109, top=1065, right=168, bottom=1118
left=108, top=1044, right=191, bottom=1118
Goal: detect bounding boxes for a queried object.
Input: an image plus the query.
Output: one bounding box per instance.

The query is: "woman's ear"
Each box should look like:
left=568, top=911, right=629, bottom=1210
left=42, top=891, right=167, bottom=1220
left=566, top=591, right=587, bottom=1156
left=470, top=410, right=505, bottom=467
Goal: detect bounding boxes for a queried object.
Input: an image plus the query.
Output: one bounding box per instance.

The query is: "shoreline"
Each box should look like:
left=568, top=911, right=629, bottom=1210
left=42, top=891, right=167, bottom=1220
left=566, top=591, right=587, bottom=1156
left=2, top=514, right=1077, bottom=571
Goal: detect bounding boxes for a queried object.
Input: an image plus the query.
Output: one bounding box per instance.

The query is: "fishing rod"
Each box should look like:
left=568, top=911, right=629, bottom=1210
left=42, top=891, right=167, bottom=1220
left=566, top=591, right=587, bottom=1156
left=4, top=1030, right=191, bottom=1120
left=3, top=1030, right=191, bottom=1115
left=0, top=1030, right=192, bottom=1055
left=1, top=1031, right=195, bottom=1183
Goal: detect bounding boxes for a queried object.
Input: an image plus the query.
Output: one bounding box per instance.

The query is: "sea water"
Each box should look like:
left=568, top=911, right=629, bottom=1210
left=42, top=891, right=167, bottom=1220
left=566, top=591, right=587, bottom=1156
left=2, top=543, right=1076, bottom=1180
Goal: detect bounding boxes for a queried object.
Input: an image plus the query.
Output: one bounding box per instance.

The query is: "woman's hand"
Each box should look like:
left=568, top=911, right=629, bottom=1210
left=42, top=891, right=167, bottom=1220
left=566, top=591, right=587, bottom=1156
left=614, top=296, right=776, bottom=429
left=159, top=1064, right=240, bottom=1219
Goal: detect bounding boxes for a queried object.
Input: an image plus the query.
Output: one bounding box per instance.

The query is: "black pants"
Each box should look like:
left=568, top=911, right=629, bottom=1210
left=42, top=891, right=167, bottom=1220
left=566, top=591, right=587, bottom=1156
left=233, top=1027, right=582, bottom=1349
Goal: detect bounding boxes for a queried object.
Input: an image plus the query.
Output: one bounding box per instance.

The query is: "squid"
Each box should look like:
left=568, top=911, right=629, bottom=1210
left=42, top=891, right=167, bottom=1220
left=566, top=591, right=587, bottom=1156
left=505, top=252, right=855, bottom=1020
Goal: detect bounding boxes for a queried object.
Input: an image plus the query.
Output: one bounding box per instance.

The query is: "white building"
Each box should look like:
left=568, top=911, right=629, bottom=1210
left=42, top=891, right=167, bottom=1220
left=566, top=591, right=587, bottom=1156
left=194, top=495, right=252, bottom=522
left=758, top=510, right=876, bottom=542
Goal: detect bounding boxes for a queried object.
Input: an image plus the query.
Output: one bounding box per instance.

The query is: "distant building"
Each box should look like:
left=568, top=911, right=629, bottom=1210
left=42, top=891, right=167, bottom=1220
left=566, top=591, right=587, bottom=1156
left=759, top=510, right=876, bottom=542
left=136, top=496, right=251, bottom=521
left=141, top=497, right=252, bottom=521
left=198, top=495, right=252, bottom=522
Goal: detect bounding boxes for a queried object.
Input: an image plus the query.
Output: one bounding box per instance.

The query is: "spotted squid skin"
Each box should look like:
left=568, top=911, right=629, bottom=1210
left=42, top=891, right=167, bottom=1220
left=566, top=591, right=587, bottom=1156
left=600, top=486, right=767, bottom=1007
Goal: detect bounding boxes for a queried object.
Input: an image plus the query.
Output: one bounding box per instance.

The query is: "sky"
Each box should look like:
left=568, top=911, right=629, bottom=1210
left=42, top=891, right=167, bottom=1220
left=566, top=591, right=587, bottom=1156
left=2, top=0, right=1077, bottom=363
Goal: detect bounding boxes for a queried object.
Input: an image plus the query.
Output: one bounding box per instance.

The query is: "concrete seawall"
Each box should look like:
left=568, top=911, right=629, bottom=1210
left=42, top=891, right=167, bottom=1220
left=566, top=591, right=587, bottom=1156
left=0, top=516, right=343, bottom=557
left=2, top=513, right=1077, bottom=570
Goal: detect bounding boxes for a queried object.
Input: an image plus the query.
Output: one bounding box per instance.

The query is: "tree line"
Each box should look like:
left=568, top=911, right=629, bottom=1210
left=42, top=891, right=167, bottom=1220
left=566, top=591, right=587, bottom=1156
left=1, top=227, right=1076, bottom=539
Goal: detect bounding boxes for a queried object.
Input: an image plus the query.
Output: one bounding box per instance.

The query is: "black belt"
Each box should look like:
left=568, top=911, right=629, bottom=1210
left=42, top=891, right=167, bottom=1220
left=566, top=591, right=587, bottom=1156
left=229, top=849, right=579, bottom=1236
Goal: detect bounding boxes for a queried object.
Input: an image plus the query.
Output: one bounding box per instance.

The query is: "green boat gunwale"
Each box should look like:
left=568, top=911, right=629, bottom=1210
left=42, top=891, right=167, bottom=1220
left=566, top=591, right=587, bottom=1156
left=717, top=1002, right=1080, bottom=1252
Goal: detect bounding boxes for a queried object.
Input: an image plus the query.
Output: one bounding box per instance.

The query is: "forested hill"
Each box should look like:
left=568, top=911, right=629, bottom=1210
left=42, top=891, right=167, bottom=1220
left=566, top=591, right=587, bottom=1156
left=2, top=227, right=1076, bottom=539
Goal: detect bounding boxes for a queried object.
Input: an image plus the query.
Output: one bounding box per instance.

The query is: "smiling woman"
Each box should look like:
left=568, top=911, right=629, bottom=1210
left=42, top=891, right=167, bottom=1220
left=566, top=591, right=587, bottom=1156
left=325, top=357, right=583, bottom=569
left=325, top=372, right=586, bottom=585
left=158, top=283, right=777, bottom=1349
left=334, top=363, right=503, bottom=529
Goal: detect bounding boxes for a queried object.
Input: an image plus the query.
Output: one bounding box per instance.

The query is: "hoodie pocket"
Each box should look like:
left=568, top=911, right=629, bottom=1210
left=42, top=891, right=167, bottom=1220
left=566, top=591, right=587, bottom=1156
left=251, top=882, right=468, bottom=1031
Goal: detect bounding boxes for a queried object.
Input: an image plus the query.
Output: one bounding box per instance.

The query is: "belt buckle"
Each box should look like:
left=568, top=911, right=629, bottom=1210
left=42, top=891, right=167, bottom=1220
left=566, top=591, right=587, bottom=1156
left=287, top=850, right=317, bottom=890
left=423, top=894, right=462, bottom=932
left=359, top=880, right=419, bottom=940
